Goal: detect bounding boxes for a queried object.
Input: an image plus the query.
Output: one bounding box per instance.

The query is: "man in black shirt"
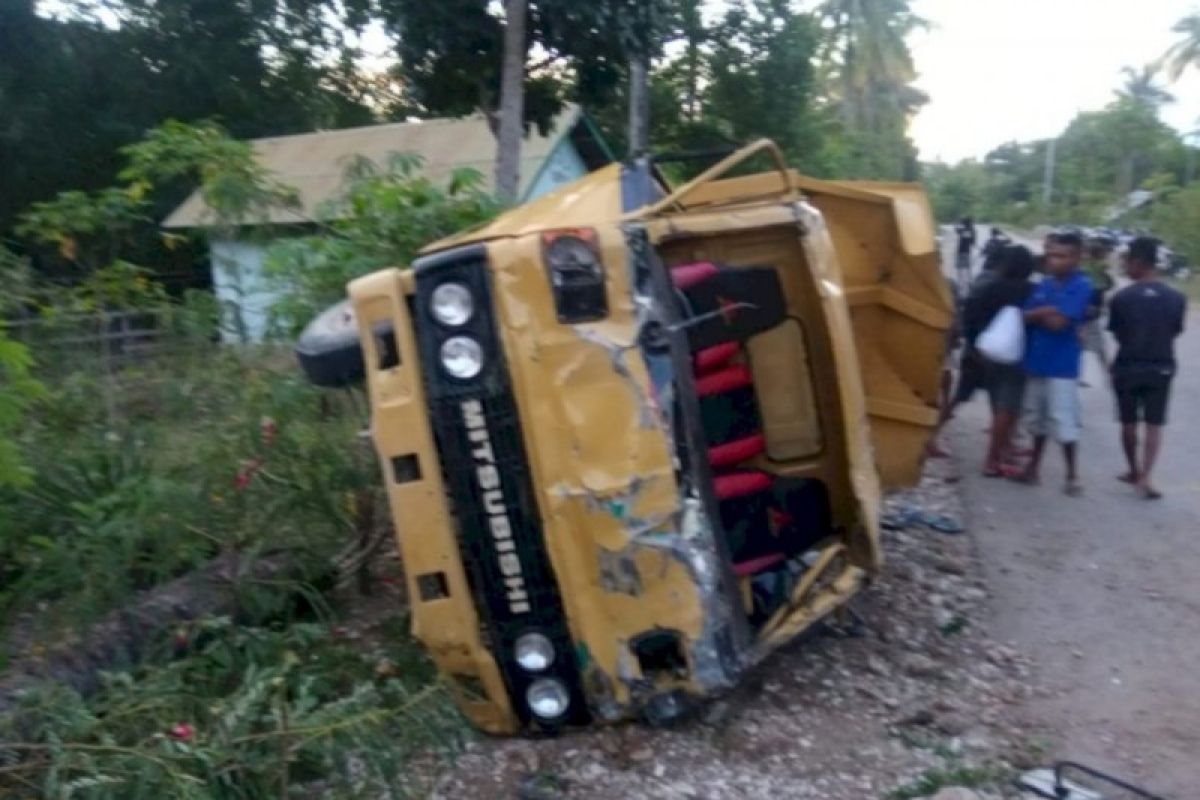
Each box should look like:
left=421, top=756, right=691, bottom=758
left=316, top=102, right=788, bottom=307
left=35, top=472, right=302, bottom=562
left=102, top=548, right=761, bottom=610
left=1108, top=237, right=1187, bottom=499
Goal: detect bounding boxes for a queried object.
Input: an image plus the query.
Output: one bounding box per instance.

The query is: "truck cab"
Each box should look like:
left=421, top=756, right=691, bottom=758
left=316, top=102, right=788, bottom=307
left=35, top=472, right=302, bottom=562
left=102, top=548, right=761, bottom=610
left=298, top=141, right=953, bottom=733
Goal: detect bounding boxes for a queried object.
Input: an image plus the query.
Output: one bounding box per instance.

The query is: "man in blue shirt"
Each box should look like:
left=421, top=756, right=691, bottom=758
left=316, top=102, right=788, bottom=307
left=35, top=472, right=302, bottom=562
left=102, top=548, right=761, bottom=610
left=1016, top=231, right=1093, bottom=495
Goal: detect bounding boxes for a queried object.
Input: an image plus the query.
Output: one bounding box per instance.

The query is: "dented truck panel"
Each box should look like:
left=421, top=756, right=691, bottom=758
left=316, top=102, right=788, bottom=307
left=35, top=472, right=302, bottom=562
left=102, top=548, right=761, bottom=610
left=484, top=226, right=748, bottom=716
left=338, top=140, right=950, bottom=731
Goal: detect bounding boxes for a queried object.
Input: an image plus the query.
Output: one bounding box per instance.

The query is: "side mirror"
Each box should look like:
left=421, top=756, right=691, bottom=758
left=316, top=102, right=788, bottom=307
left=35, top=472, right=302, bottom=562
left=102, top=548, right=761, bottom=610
left=295, top=299, right=369, bottom=387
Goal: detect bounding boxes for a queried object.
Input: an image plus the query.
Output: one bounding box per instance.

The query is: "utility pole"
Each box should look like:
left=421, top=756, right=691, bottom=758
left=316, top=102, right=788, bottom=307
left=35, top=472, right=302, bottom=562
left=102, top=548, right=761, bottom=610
left=1041, top=137, right=1057, bottom=207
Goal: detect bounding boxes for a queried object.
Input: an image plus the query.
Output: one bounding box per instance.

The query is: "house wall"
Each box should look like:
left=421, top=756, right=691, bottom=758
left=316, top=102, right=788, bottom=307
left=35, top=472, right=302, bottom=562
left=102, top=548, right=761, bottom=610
left=210, top=239, right=279, bottom=343
left=213, top=143, right=592, bottom=342
left=525, top=141, right=589, bottom=200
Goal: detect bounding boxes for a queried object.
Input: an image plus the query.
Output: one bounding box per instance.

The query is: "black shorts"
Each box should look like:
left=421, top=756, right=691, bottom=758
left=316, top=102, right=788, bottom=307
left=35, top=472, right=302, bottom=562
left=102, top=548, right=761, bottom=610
left=1113, top=367, right=1174, bottom=426
left=953, top=349, right=986, bottom=403
left=984, top=361, right=1025, bottom=414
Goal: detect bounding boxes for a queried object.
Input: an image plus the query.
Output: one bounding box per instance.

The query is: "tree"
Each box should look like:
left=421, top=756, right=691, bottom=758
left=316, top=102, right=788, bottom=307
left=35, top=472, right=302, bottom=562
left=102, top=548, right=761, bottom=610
left=1162, top=12, right=1200, bottom=81
left=495, top=0, right=528, bottom=202
left=378, top=0, right=678, bottom=145
left=706, top=2, right=825, bottom=162
left=815, top=0, right=928, bottom=179
left=1, top=1, right=375, bottom=239
left=1117, top=65, right=1174, bottom=109
left=1152, top=184, right=1200, bottom=262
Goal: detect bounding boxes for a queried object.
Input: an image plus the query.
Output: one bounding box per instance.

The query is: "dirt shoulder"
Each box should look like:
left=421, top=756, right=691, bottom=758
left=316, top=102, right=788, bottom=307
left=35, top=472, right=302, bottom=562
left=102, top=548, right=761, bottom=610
left=433, top=457, right=1049, bottom=800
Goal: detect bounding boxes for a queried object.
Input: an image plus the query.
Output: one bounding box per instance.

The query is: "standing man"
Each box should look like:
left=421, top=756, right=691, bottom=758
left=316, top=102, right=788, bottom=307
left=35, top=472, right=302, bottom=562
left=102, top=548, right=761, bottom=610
left=1108, top=237, right=1186, bottom=499
left=955, top=216, right=977, bottom=287
left=1016, top=231, right=1094, bottom=495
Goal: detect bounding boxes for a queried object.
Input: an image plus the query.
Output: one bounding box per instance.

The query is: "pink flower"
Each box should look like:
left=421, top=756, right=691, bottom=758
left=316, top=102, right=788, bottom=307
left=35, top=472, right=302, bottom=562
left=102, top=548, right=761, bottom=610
left=233, top=457, right=265, bottom=491
left=169, top=722, right=195, bottom=741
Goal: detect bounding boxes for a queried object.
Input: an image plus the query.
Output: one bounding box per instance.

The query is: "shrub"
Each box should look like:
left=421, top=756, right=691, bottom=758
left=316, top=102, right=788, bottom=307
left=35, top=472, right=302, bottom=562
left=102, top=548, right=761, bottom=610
left=262, top=153, right=499, bottom=335
left=0, top=616, right=464, bottom=799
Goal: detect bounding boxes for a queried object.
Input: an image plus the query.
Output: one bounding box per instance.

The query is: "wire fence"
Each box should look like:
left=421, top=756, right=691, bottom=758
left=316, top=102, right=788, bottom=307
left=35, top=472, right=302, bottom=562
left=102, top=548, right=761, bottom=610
left=5, top=306, right=287, bottom=428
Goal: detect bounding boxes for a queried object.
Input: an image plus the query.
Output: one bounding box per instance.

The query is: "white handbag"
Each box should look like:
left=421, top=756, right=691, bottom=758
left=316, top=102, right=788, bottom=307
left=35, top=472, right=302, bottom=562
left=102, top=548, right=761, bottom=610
left=975, top=305, right=1025, bottom=364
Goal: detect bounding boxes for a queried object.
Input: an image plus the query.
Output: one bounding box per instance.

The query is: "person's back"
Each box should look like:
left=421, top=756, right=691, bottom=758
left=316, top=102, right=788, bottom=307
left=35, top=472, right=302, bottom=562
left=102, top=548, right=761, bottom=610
left=1107, top=237, right=1187, bottom=499
left=1109, top=280, right=1186, bottom=370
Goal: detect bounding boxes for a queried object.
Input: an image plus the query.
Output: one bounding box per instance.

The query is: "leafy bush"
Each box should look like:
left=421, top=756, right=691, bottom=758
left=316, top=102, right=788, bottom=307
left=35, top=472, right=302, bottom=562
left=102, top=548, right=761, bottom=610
left=0, top=119, right=470, bottom=798
left=0, top=617, right=464, bottom=799
left=0, top=328, right=44, bottom=489
left=1151, top=183, right=1200, bottom=264
left=262, top=153, right=499, bottom=335
left=1, top=346, right=375, bottom=627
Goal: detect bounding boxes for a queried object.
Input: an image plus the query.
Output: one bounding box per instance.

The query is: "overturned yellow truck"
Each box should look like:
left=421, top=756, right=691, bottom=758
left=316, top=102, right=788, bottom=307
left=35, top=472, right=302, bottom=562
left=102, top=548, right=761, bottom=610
left=298, top=140, right=953, bottom=733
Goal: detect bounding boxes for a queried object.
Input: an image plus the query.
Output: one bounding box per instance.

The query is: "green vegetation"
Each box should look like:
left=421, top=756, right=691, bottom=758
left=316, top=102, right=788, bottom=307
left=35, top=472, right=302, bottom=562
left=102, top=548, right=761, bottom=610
left=0, top=618, right=461, bottom=799
left=2, top=1, right=928, bottom=240
left=0, top=2, right=933, bottom=794
left=888, top=763, right=1011, bottom=800
left=0, top=121, right=488, bottom=797
left=263, top=154, right=500, bottom=335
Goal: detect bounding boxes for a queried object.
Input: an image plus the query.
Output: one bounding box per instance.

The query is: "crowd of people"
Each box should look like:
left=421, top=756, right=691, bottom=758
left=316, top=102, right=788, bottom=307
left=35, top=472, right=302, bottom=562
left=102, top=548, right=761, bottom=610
left=937, top=223, right=1187, bottom=500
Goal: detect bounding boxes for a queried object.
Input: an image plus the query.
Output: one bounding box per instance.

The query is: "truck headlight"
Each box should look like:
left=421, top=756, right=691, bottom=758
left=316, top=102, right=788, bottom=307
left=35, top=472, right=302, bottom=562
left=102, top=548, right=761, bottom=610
left=440, top=336, right=483, bottom=379
left=514, top=632, right=555, bottom=672
left=526, top=678, right=570, bottom=719
left=543, top=229, right=607, bottom=323
left=430, top=282, right=474, bottom=327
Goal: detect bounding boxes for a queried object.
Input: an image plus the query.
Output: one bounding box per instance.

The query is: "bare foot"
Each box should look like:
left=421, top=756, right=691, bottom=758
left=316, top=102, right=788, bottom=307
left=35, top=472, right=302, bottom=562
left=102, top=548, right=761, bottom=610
left=1138, top=481, right=1163, bottom=500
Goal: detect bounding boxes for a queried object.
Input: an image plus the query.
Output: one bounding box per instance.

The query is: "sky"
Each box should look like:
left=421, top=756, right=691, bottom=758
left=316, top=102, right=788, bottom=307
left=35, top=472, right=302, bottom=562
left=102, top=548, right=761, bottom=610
left=909, top=0, right=1200, bottom=163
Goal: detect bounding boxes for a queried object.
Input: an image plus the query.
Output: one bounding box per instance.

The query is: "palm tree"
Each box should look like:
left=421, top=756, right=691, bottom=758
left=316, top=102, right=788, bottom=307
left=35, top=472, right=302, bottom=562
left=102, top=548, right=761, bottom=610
left=1161, top=12, right=1200, bottom=81
left=818, top=0, right=927, bottom=128
left=1117, top=64, right=1174, bottom=108
left=817, top=0, right=927, bottom=177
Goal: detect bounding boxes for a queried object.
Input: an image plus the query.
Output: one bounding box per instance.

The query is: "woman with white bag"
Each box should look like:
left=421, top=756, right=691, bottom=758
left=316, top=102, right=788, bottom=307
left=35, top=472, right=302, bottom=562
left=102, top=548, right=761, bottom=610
left=962, top=245, right=1035, bottom=476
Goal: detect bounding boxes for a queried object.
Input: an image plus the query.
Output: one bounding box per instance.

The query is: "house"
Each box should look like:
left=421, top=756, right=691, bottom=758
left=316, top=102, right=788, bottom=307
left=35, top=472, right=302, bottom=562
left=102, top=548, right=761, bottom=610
left=163, top=104, right=612, bottom=341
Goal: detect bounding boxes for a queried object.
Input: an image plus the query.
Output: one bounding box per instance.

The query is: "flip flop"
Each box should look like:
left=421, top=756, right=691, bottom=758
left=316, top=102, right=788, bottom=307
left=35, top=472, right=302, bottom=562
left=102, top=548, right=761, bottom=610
left=922, top=514, right=965, bottom=535
left=881, top=507, right=921, bottom=530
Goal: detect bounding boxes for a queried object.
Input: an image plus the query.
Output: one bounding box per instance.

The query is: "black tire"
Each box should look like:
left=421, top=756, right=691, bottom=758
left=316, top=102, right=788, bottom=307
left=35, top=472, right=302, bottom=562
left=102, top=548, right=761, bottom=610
left=295, top=299, right=367, bottom=387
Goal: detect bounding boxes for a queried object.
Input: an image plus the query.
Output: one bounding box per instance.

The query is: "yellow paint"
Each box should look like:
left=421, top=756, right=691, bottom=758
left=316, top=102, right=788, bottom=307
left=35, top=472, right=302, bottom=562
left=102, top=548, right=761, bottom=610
left=347, top=139, right=951, bottom=731
left=349, top=269, right=518, bottom=734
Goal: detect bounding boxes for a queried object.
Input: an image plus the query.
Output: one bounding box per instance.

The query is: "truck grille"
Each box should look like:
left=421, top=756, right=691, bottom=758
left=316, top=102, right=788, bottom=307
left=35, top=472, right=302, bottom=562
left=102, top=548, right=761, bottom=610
left=411, top=245, right=588, bottom=727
